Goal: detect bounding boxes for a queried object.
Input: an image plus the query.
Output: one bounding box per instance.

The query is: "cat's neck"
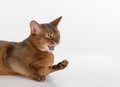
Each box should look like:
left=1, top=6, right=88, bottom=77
left=22, top=37, right=49, bottom=55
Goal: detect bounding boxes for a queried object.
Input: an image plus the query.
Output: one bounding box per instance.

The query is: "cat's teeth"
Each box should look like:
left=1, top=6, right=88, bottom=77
left=48, top=46, right=55, bottom=51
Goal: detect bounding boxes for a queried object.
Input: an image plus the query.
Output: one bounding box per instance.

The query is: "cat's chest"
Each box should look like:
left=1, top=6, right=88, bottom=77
left=21, top=51, right=54, bottom=66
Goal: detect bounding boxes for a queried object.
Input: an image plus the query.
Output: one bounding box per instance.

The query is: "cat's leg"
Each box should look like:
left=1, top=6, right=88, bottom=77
left=7, top=57, right=44, bottom=82
left=30, top=60, right=68, bottom=81
left=37, top=60, right=68, bottom=76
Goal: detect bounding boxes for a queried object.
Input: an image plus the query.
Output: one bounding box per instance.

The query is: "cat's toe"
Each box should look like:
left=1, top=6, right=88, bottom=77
left=36, top=76, right=45, bottom=82
left=32, top=75, right=45, bottom=82
left=57, top=60, right=69, bottom=69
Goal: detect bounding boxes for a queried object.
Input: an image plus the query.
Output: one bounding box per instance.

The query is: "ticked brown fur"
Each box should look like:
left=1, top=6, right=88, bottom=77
left=0, top=17, right=68, bottom=82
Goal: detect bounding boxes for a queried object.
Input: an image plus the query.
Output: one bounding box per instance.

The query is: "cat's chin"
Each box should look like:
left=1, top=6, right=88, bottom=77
left=41, top=49, right=54, bottom=53
left=47, top=50, right=53, bottom=53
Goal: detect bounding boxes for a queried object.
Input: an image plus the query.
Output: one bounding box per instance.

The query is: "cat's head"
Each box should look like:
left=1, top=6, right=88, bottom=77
left=29, top=16, right=62, bottom=52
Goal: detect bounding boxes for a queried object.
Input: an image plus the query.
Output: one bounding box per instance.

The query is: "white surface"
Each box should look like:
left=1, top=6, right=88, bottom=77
left=0, top=0, right=120, bottom=87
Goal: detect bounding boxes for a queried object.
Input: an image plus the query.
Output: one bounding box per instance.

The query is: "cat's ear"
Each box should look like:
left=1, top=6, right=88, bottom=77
left=30, top=20, right=41, bottom=34
left=50, top=16, right=62, bottom=26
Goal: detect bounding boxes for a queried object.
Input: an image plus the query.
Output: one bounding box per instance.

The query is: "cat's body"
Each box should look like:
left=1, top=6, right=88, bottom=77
left=0, top=17, right=68, bottom=82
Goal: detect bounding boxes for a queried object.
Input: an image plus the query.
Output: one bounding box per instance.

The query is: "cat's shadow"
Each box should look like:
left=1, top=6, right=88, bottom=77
left=0, top=75, right=58, bottom=87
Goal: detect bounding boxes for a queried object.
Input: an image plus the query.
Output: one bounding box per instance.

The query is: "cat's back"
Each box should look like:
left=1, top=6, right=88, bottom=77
left=0, top=40, right=23, bottom=52
left=0, top=41, right=28, bottom=58
left=0, top=40, right=9, bottom=46
left=0, top=41, right=11, bottom=53
left=7, top=41, right=30, bottom=58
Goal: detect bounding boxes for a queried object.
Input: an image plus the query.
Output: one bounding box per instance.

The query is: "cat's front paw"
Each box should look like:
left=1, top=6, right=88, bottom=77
left=35, top=76, right=46, bottom=82
left=32, top=75, right=45, bottom=82
left=38, top=76, right=46, bottom=82
left=57, top=60, right=69, bottom=69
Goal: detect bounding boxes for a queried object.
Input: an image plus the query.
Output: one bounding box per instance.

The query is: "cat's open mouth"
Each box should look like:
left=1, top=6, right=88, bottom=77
left=48, top=45, right=55, bottom=51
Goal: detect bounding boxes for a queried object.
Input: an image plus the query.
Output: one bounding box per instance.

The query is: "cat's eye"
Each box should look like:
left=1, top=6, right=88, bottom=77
left=46, top=34, right=51, bottom=38
left=45, top=34, right=53, bottom=39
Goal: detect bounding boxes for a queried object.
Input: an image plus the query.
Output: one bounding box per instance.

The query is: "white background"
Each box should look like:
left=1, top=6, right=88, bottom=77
left=0, top=0, right=120, bottom=87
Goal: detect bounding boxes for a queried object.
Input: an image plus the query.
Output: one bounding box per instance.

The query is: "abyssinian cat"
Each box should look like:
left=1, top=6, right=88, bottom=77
left=0, top=16, right=68, bottom=82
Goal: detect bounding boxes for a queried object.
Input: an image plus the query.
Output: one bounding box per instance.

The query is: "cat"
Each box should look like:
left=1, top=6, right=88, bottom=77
left=0, top=16, right=68, bottom=82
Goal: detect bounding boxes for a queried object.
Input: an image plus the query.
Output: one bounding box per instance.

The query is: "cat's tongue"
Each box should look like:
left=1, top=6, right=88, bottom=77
left=48, top=46, right=55, bottom=51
